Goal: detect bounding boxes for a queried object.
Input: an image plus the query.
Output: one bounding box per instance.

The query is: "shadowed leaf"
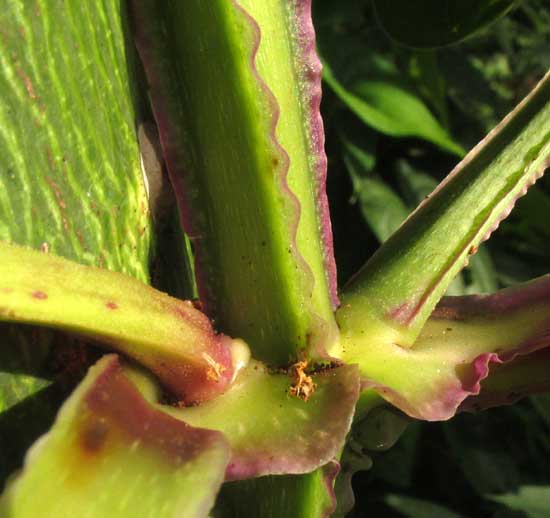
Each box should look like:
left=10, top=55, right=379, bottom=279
left=488, top=485, right=550, bottom=517
left=373, top=0, right=518, bottom=49
left=323, top=59, right=463, bottom=156
left=215, top=463, right=339, bottom=518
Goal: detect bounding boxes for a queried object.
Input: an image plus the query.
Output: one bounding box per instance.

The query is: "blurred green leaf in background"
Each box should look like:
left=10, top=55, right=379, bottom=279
left=315, top=0, right=550, bottom=515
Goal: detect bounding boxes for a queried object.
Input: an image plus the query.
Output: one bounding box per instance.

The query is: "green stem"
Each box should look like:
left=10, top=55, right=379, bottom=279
left=131, top=0, right=338, bottom=365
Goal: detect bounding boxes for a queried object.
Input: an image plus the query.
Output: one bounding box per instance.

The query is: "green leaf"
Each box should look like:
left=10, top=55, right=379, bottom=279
left=336, top=70, right=550, bottom=351
left=408, top=51, right=450, bottom=127
left=161, top=361, right=360, bottom=480
left=488, top=485, right=550, bottom=517
left=0, top=0, right=152, bottom=470
left=384, top=494, right=462, bottom=518
left=342, top=136, right=409, bottom=243
left=0, top=373, right=49, bottom=412
left=322, top=59, right=463, bottom=156
left=0, top=355, right=230, bottom=518
left=0, top=1, right=150, bottom=279
left=373, top=0, right=518, bottom=49
left=0, top=241, right=236, bottom=404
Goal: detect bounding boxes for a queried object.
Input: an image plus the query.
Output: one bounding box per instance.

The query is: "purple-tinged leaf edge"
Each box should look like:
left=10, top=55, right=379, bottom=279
left=352, top=276, right=550, bottom=420
left=0, top=354, right=231, bottom=517
left=160, top=361, right=360, bottom=481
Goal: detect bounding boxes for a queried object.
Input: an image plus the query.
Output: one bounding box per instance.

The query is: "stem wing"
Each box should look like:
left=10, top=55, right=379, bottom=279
left=131, top=0, right=338, bottom=364
left=162, top=361, right=359, bottom=480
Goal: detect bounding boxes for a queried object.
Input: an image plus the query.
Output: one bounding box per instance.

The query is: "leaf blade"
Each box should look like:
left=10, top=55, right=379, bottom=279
left=337, top=70, right=550, bottom=351
left=323, top=60, right=463, bottom=156
left=0, top=242, right=235, bottom=404
left=344, top=276, right=550, bottom=420
left=373, top=0, right=518, bottom=49
left=162, top=361, right=360, bottom=480
left=0, top=355, right=230, bottom=518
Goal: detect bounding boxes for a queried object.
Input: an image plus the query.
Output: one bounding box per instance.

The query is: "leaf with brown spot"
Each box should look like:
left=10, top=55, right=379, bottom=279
left=0, top=355, right=230, bottom=518
left=0, top=241, right=235, bottom=404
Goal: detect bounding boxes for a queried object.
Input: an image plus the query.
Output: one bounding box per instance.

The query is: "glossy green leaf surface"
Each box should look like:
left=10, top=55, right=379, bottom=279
left=337, top=70, right=550, bottom=352
left=0, top=355, right=230, bottom=518
left=373, top=0, right=518, bottom=49
left=0, top=242, right=234, bottom=404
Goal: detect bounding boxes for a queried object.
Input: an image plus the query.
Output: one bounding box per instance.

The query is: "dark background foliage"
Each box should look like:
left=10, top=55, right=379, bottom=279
left=314, top=1, right=550, bottom=516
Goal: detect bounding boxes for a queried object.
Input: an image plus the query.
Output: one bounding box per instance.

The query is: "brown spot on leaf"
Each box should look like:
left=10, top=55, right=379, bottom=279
left=32, top=290, right=48, bottom=300
left=45, top=148, right=56, bottom=171
left=81, top=418, right=109, bottom=453
left=16, top=66, right=37, bottom=100
left=75, top=229, right=85, bottom=246
left=106, top=302, right=118, bottom=310
left=45, top=177, right=69, bottom=232
left=80, top=358, right=222, bottom=464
